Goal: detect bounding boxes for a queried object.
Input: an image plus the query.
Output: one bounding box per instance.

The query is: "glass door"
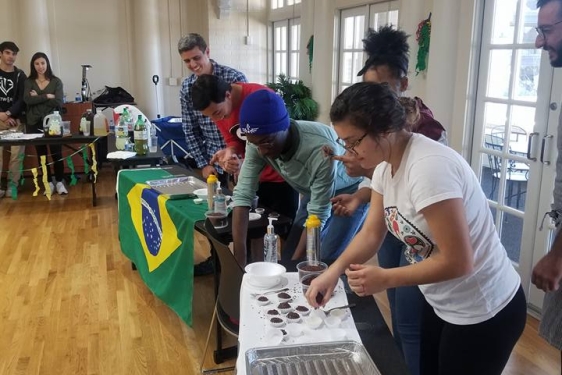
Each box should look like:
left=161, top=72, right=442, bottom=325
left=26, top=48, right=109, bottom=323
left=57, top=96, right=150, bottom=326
left=471, top=0, right=559, bottom=312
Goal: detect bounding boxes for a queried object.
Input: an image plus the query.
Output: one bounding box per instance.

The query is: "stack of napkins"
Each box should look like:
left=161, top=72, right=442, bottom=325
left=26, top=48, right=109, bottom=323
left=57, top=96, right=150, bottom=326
left=106, top=151, right=137, bottom=159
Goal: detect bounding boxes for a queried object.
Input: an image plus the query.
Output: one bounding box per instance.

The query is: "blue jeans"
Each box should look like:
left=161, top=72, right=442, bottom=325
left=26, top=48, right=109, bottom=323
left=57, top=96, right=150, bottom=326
left=282, top=194, right=368, bottom=263
left=378, top=232, right=424, bottom=375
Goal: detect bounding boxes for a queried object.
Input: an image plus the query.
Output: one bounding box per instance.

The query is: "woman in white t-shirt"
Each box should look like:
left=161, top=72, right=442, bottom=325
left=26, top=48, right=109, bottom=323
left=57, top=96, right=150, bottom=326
left=306, top=82, right=526, bottom=375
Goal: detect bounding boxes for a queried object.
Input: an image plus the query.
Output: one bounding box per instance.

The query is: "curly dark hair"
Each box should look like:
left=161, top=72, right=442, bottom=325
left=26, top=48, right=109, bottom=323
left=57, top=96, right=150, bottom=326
left=330, top=82, right=406, bottom=137
left=357, top=25, right=410, bottom=78
left=192, top=74, right=232, bottom=111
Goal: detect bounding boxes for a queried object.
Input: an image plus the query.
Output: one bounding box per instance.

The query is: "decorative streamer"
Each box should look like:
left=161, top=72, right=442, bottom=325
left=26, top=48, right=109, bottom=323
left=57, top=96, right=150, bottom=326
left=7, top=171, right=16, bottom=199
left=82, top=148, right=90, bottom=174
left=415, top=13, right=432, bottom=75
left=18, top=152, right=24, bottom=186
left=40, top=155, right=52, bottom=200
left=89, top=143, right=98, bottom=183
left=32, top=168, right=39, bottom=196
left=66, top=156, right=78, bottom=186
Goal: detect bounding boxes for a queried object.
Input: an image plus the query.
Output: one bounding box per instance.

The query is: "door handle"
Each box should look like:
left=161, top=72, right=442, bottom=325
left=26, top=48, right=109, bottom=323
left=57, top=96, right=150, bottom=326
left=527, top=132, right=538, bottom=161
left=540, top=134, right=554, bottom=165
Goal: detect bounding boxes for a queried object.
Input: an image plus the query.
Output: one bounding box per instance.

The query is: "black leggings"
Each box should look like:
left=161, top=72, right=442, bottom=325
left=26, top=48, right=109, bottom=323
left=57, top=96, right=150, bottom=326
left=29, top=122, right=64, bottom=183
left=420, top=285, right=526, bottom=375
left=35, top=144, right=64, bottom=183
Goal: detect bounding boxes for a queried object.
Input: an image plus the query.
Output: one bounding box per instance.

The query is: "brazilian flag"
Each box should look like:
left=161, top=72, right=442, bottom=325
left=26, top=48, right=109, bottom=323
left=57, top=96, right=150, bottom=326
left=118, top=169, right=208, bottom=326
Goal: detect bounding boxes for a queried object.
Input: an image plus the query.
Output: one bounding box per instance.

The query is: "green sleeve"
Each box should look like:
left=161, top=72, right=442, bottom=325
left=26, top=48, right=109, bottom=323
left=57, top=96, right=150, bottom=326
left=306, top=152, right=337, bottom=228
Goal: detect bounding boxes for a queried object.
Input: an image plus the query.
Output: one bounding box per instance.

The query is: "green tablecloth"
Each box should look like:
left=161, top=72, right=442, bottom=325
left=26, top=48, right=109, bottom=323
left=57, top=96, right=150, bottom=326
left=117, top=169, right=208, bottom=326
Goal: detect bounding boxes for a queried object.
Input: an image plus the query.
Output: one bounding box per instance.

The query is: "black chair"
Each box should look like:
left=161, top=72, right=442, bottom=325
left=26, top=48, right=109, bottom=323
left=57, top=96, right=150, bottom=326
left=484, top=134, right=528, bottom=208
left=199, top=219, right=245, bottom=374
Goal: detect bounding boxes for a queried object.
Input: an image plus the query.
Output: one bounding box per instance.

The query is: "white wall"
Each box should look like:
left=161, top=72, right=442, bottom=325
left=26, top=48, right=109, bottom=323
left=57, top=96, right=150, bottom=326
left=1, top=0, right=268, bottom=120
left=1, top=0, right=476, bottom=154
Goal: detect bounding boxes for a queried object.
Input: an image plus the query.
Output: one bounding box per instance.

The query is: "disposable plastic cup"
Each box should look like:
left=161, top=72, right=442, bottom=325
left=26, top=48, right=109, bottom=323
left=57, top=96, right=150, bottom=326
left=150, top=136, right=158, bottom=153
left=300, top=272, right=321, bottom=294
left=205, top=211, right=228, bottom=229
left=62, top=121, right=71, bottom=136
left=297, top=260, right=328, bottom=282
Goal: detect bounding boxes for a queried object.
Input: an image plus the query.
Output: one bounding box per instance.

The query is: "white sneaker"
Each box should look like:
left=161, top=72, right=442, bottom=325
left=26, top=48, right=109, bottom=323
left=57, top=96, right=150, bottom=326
left=44, top=182, right=55, bottom=196
left=56, top=181, right=68, bottom=195
left=0, top=189, right=5, bottom=198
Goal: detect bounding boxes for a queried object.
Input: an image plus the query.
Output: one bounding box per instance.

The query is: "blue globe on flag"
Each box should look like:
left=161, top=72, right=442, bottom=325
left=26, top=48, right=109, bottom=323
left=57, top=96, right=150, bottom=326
left=141, top=188, right=163, bottom=256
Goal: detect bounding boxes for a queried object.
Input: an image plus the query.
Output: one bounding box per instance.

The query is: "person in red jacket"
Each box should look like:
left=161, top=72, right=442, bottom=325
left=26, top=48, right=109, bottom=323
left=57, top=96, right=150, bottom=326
left=191, top=74, right=298, bottom=232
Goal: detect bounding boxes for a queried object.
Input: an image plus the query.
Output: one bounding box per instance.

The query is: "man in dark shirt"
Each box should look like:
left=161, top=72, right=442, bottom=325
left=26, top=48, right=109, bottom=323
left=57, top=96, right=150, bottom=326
left=0, top=41, right=26, bottom=198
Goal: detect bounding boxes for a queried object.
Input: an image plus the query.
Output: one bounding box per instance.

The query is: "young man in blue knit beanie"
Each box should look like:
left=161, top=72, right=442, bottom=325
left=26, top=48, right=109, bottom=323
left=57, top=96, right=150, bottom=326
left=230, top=90, right=367, bottom=267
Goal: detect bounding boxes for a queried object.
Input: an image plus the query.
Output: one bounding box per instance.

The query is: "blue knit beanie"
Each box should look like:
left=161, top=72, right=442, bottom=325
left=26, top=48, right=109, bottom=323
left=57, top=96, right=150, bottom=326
left=239, top=90, right=290, bottom=135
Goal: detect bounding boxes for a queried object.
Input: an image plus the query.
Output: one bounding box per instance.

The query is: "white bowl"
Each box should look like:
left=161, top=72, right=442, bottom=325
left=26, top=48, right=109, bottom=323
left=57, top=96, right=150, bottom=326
left=256, top=295, right=271, bottom=306
left=329, top=309, right=348, bottom=320
left=286, top=323, right=303, bottom=337
left=245, top=262, right=286, bottom=289
left=269, top=316, right=286, bottom=328
left=193, top=188, right=208, bottom=200
left=304, top=315, right=323, bottom=329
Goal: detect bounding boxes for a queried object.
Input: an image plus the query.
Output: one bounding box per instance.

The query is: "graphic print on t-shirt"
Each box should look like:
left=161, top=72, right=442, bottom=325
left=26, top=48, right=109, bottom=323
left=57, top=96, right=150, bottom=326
left=229, top=123, right=247, bottom=141
left=385, top=206, right=434, bottom=264
left=0, top=76, right=14, bottom=101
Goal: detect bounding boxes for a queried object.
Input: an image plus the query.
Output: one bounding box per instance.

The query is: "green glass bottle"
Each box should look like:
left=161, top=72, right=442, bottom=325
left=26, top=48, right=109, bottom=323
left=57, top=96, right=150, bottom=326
left=133, top=115, right=148, bottom=155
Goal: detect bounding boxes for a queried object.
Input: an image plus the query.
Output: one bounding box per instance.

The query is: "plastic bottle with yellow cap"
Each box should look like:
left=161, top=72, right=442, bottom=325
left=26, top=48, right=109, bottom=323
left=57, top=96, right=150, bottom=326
left=305, top=214, right=321, bottom=262
left=206, top=174, right=218, bottom=210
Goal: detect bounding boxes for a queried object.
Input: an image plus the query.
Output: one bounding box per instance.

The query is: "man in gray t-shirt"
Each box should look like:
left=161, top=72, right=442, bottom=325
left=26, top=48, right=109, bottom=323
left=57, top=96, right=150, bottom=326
left=531, top=0, right=562, bottom=366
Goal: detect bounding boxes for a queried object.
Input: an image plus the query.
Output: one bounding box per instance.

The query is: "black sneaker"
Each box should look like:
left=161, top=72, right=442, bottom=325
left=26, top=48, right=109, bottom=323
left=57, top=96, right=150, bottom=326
left=194, top=256, right=214, bottom=276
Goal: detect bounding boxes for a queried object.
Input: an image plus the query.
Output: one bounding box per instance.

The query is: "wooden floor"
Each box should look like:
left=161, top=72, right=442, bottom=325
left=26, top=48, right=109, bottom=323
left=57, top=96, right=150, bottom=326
left=0, top=168, right=559, bottom=375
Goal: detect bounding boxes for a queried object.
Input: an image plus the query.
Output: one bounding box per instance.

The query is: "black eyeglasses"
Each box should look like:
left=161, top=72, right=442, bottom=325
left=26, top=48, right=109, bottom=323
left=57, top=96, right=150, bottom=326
left=536, top=19, right=562, bottom=40
left=248, top=133, right=278, bottom=149
left=336, top=132, right=368, bottom=155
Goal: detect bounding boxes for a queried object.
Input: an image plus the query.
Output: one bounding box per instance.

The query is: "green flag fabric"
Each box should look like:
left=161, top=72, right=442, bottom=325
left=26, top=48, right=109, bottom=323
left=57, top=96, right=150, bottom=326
left=118, top=169, right=208, bottom=326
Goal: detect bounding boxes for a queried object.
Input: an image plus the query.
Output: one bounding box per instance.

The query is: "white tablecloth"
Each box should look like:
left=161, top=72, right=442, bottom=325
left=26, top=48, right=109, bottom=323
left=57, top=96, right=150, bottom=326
left=236, top=272, right=362, bottom=374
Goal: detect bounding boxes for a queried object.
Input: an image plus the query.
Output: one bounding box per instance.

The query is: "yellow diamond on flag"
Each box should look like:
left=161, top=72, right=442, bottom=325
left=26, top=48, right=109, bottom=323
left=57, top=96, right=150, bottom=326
left=127, top=184, right=182, bottom=272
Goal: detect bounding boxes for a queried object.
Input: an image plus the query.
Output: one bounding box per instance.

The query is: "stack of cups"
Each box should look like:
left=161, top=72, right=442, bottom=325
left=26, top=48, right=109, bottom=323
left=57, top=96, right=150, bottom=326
left=297, top=260, right=328, bottom=294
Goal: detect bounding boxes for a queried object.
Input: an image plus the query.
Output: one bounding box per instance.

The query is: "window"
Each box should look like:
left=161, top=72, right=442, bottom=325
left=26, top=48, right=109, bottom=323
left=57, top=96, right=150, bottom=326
left=336, top=2, right=399, bottom=94
left=272, top=18, right=301, bottom=81
left=272, top=0, right=301, bottom=10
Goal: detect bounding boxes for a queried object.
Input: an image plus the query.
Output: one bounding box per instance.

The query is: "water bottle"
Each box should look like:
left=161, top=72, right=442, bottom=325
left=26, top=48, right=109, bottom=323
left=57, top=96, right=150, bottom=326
left=115, top=114, right=128, bottom=150
left=80, top=109, right=93, bottom=136
left=93, top=108, right=109, bottom=136
left=133, top=114, right=148, bottom=155
left=43, top=111, right=63, bottom=136
left=75, top=92, right=81, bottom=102
left=305, top=214, right=321, bottom=262
left=123, top=107, right=134, bottom=140
left=264, top=217, right=279, bottom=263
left=149, top=122, right=158, bottom=153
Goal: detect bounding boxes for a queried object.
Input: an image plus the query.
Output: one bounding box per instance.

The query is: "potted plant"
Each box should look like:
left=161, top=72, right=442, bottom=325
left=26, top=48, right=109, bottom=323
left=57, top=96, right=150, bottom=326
left=266, top=74, right=319, bottom=121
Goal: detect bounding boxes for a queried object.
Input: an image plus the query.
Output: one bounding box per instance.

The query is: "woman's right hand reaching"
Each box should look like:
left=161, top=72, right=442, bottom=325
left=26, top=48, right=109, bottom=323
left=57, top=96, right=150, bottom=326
left=305, top=268, right=341, bottom=308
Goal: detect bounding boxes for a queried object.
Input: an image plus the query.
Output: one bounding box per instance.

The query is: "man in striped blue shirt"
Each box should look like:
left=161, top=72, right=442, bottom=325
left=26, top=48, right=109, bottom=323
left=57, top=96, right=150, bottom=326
left=178, top=33, right=247, bottom=186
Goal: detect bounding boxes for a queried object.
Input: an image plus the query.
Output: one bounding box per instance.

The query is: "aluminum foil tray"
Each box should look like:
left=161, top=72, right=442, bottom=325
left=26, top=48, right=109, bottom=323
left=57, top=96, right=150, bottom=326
left=245, top=341, right=381, bottom=375
left=146, top=176, right=206, bottom=199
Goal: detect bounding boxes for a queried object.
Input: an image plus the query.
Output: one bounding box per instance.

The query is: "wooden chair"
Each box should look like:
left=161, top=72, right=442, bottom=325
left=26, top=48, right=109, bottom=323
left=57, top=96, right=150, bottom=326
left=199, top=219, right=245, bottom=374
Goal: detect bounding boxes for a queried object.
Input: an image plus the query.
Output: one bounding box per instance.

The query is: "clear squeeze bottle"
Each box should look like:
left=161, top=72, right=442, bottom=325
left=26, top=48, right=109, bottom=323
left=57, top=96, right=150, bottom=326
left=213, top=184, right=227, bottom=215
left=206, top=174, right=218, bottom=210
left=305, top=214, right=321, bottom=262
left=264, top=217, right=279, bottom=263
